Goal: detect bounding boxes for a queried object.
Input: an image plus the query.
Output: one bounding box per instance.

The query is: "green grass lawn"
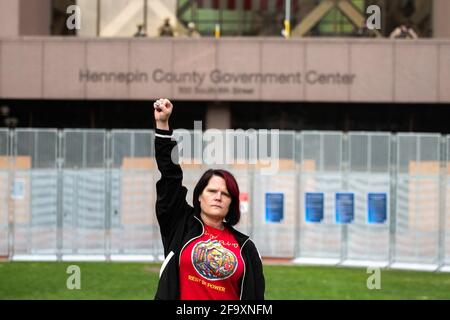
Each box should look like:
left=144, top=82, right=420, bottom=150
left=0, top=262, right=449, bottom=300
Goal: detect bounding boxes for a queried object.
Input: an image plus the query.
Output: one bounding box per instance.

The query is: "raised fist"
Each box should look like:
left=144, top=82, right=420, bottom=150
left=154, top=98, right=173, bottom=124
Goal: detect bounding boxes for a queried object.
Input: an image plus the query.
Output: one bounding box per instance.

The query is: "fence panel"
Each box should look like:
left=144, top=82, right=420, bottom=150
left=394, top=134, right=441, bottom=267
left=62, top=130, right=106, bottom=256
left=13, top=130, right=58, bottom=257
left=0, top=130, right=9, bottom=257
left=110, top=130, right=157, bottom=259
left=252, top=131, right=296, bottom=257
left=345, top=133, right=391, bottom=265
left=297, top=132, right=343, bottom=262
left=445, top=135, right=450, bottom=267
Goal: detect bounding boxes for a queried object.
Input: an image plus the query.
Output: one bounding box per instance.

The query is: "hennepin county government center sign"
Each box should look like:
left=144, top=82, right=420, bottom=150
left=79, top=69, right=356, bottom=95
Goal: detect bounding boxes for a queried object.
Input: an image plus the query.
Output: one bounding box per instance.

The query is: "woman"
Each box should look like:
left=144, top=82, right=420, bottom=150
left=153, top=98, right=265, bottom=300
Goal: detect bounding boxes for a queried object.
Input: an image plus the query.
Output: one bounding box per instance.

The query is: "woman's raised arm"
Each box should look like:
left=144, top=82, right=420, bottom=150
left=153, top=99, right=192, bottom=239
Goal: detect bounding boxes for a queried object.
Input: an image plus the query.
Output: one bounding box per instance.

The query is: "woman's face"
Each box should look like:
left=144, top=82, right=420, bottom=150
left=198, top=175, right=232, bottom=221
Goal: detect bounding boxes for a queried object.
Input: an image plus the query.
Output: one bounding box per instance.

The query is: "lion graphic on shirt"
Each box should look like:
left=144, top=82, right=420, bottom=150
left=192, top=239, right=238, bottom=280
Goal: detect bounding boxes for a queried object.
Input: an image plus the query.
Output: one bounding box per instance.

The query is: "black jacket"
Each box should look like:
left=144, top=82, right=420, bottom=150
left=154, top=128, right=265, bottom=300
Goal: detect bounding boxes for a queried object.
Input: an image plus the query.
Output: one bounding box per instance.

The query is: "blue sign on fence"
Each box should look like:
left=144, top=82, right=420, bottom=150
left=368, top=193, right=387, bottom=224
left=11, top=179, right=25, bottom=200
left=265, top=193, right=284, bottom=223
left=305, top=192, right=324, bottom=223
left=335, top=192, right=354, bottom=224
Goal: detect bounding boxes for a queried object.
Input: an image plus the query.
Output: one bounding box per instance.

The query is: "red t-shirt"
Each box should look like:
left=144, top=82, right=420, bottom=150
left=179, top=224, right=244, bottom=300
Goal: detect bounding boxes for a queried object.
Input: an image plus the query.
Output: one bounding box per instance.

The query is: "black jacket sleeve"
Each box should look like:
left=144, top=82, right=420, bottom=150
left=154, top=128, right=193, bottom=240
left=246, top=240, right=266, bottom=300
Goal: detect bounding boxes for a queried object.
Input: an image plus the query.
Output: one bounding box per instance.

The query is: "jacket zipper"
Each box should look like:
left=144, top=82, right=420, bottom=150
left=178, top=216, right=205, bottom=267
left=239, top=238, right=250, bottom=300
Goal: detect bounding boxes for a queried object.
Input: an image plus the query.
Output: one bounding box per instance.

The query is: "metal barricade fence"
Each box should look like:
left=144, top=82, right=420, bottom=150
left=0, top=129, right=8, bottom=257
left=345, top=133, right=391, bottom=266
left=62, top=130, right=107, bottom=260
left=445, top=136, right=450, bottom=270
left=297, top=132, right=344, bottom=264
left=1, top=128, right=449, bottom=272
left=109, top=130, right=157, bottom=261
left=252, top=131, right=296, bottom=258
left=13, top=129, right=58, bottom=259
left=392, top=134, right=442, bottom=270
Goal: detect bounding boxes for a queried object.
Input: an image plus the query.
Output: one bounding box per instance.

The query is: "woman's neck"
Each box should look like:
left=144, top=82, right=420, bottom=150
left=200, top=212, right=224, bottom=230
